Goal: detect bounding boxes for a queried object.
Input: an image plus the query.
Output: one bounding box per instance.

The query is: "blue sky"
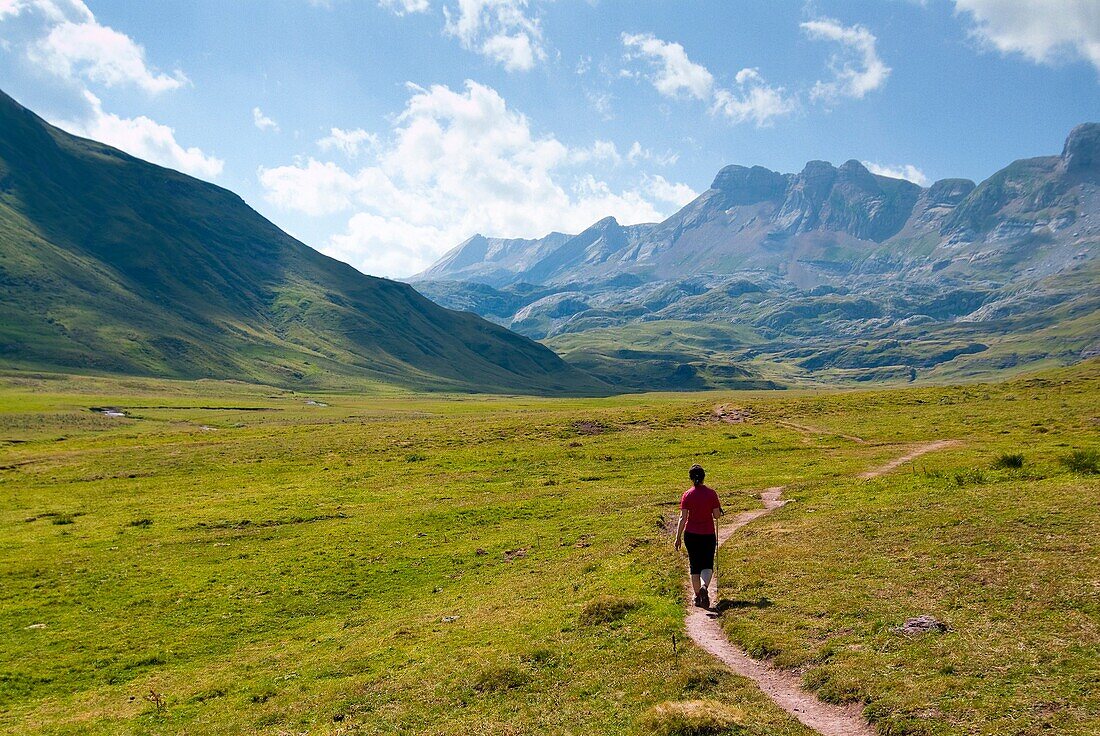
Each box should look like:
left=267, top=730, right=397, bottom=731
left=1, top=1, right=1098, bottom=277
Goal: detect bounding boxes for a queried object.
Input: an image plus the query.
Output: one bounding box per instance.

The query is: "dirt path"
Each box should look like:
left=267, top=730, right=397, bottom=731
left=858, top=440, right=959, bottom=479
left=684, top=441, right=958, bottom=736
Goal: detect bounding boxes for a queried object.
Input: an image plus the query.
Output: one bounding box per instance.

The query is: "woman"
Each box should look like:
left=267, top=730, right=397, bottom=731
left=674, top=464, right=723, bottom=608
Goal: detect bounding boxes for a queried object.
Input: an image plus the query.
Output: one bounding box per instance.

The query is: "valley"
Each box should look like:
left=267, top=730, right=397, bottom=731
left=1, top=362, right=1096, bottom=735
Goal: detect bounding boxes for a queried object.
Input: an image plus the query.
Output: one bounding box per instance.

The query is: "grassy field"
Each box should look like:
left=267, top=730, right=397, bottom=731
left=0, top=363, right=1097, bottom=735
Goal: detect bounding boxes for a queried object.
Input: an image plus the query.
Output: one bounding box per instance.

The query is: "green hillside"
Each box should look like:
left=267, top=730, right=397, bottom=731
left=0, top=91, right=603, bottom=395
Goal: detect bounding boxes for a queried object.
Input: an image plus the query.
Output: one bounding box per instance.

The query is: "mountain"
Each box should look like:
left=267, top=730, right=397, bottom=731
left=413, top=126, right=1100, bottom=389
left=416, top=231, right=574, bottom=287
left=0, top=90, right=605, bottom=395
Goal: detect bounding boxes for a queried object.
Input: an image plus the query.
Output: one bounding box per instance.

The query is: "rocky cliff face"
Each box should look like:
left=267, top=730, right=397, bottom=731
left=417, top=124, right=1098, bottom=291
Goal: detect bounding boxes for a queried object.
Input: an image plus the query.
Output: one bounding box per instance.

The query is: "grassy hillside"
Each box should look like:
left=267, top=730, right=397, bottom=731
left=1, top=362, right=1096, bottom=734
left=0, top=90, right=602, bottom=395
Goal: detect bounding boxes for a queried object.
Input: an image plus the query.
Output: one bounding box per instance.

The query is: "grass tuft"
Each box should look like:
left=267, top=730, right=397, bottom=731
left=637, top=699, right=748, bottom=735
left=992, top=452, right=1024, bottom=469
left=680, top=665, right=730, bottom=693
left=471, top=663, right=530, bottom=693
left=1060, top=448, right=1099, bottom=474
left=579, top=595, right=639, bottom=625
left=953, top=468, right=987, bottom=486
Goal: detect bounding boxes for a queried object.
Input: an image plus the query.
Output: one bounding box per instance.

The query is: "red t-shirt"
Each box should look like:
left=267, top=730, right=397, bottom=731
left=681, top=484, right=721, bottom=535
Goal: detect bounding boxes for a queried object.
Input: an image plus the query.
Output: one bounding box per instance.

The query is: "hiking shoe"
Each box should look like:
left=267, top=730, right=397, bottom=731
left=698, top=587, right=710, bottom=609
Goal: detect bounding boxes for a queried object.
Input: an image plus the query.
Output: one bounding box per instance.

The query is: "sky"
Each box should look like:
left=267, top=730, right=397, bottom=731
left=1, top=1, right=1098, bottom=278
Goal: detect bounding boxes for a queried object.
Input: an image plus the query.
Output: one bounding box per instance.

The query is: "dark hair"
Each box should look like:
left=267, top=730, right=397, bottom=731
left=689, top=464, right=705, bottom=482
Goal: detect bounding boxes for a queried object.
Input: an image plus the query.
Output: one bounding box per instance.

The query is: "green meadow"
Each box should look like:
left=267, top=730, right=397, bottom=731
left=1, top=363, right=1097, bottom=735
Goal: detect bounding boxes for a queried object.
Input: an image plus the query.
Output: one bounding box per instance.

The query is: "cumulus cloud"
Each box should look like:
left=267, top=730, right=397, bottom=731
left=643, top=174, right=697, bottom=207
left=954, top=0, right=1100, bottom=73
left=443, top=0, right=545, bottom=71
left=862, top=160, right=931, bottom=186
left=621, top=32, right=714, bottom=100
left=801, top=17, right=891, bottom=101
left=621, top=33, right=795, bottom=126
left=317, top=127, right=378, bottom=158
left=3, top=0, right=187, bottom=93
left=253, top=106, right=279, bottom=132
left=259, top=81, right=693, bottom=277
left=56, top=91, right=223, bottom=179
left=713, top=67, right=799, bottom=125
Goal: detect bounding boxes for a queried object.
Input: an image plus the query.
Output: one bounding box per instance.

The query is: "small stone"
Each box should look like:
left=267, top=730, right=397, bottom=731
left=26, top=623, right=46, bottom=630
left=441, top=615, right=459, bottom=623
left=897, top=615, right=948, bottom=635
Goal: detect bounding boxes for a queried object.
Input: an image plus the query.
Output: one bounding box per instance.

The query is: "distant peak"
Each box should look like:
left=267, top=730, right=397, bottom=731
left=710, top=164, right=786, bottom=204
left=1061, top=122, right=1100, bottom=174
left=926, top=178, right=975, bottom=205
left=800, top=160, right=836, bottom=174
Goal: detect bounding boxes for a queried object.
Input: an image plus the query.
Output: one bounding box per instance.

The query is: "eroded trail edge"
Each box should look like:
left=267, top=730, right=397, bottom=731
left=685, top=441, right=958, bottom=736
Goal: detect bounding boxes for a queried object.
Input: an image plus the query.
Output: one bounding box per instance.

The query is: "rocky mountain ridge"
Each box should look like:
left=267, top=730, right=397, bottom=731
left=413, top=125, right=1099, bottom=389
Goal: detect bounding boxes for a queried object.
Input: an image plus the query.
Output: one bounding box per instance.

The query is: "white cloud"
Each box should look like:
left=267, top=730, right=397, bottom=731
left=643, top=174, right=697, bottom=207
left=378, top=0, right=430, bottom=14
left=259, top=158, right=356, bottom=215
left=443, top=0, right=545, bottom=71
left=801, top=17, right=890, bottom=101
left=954, top=0, right=1100, bottom=73
left=627, top=141, right=678, bottom=167
left=480, top=31, right=537, bottom=71
left=2, top=0, right=187, bottom=93
left=317, top=127, right=378, bottom=158
left=586, top=89, right=614, bottom=120
left=621, top=32, right=714, bottom=100
left=621, top=34, right=795, bottom=126
left=259, top=81, right=691, bottom=277
left=712, top=67, right=798, bottom=126
left=569, top=139, right=621, bottom=166
left=253, top=106, right=279, bottom=132
left=56, top=91, right=223, bottom=179
left=863, top=161, right=931, bottom=186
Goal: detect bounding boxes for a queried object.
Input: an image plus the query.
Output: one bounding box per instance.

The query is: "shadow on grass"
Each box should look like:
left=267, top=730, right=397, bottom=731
left=713, top=597, right=772, bottom=613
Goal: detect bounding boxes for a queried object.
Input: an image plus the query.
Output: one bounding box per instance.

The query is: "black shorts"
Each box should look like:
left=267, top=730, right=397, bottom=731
left=683, top=532, right=716, bottom=574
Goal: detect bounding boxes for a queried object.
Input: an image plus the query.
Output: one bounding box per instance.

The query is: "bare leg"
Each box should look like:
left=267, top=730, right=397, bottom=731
left=700, top=568, right=713, bottom=590
left=690, top=574, right=701, bottom=593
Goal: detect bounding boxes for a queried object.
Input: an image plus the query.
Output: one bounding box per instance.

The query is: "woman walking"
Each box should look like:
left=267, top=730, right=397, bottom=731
left=674, top=464, right=723, bottom=608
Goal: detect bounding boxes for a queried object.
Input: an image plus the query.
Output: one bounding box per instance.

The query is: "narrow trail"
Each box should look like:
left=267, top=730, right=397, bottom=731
left=684, top=441, right=959, bottom=736
left=857, top=439, right=959, bottom=479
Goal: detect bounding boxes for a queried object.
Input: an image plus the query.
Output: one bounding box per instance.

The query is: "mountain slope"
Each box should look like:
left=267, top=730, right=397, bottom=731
left=413, top=125, right=1099, bottom=388
left=0, top=90, right=604, bottom=394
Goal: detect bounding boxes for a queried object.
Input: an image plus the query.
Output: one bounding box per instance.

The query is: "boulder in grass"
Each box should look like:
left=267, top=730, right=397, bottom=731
left=897, top=615, right=948, bottom=635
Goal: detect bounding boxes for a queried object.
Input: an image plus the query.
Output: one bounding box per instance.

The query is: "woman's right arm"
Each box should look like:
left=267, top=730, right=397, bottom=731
left=675, top=509, right=689, bottom=550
